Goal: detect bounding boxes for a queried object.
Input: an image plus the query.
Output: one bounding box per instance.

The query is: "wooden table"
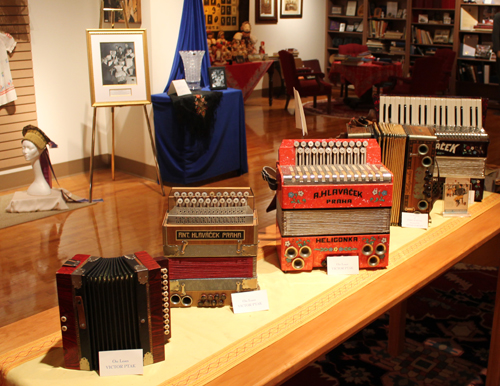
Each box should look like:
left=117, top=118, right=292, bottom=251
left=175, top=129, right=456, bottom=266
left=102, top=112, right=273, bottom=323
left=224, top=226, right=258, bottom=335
left=224, top=61, right=274, bottom=105
left=329, top=61, right=403, bottom=99
left=2, top=195, right=500, bottom=386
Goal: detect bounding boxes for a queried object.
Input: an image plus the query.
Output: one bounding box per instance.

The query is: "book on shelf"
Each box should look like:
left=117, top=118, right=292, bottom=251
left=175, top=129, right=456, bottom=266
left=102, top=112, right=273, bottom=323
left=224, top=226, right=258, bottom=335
left=414, top=28, right=433, bottom=45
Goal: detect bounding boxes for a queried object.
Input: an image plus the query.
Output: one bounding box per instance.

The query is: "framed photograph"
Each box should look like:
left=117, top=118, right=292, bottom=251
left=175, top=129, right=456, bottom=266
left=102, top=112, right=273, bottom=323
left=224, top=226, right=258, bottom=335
left=418, top=14, right=429, bottom=23
left=330, top=20, right=340, bottom=31
left=103, top=0, right=141, bottom=24
left=339, top=23, right=346, bottom=32
left=476, top=44, right=492, bottom=59
left=433, top=29, right=450, bottom=43
left=346, top=1, right=357, bottom=16
left=331, top=6, right=342, bottom=15
left=86, top=29, right=150, bottom=107
left=255, top=0, right=278, bottom=24
left=208, top=66, right=228, bottom=90
left=346, top=24, right=354, bottom=32
left=281, top=0, right=303, bottom=18
left=386, top=1, right=398, bottom=18
left=355, top=22, right=363, bottom=32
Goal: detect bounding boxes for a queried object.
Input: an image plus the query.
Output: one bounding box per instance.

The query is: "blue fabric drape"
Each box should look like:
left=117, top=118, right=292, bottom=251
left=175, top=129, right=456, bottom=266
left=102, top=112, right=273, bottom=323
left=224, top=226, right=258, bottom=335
left=164, top=0, right=211, bottom=92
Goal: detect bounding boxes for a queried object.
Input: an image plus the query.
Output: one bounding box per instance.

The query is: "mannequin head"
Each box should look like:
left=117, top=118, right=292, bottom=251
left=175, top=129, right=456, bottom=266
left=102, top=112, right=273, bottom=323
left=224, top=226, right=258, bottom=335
left=20, top=125, right=56, bottom=196
left=22, top=140, right=41, bottom=163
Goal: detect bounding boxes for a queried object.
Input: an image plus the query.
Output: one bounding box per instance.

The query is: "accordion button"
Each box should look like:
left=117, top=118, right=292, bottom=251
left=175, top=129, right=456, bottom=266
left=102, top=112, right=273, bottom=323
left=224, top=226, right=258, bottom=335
left=61, top=326, right=67, bottom=332
left=61, top=316, right=67, bottom=322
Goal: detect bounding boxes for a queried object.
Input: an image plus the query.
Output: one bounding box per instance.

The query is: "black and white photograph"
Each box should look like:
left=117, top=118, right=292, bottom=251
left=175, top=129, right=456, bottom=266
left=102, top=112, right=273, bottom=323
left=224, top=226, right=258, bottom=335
left=87, top=29, right=150, bottom=107
left=100, top=42, right=136, bottom=85
left=281, top=0, right=303, bottom=18
left=208, top=66, right=228, bottom=90
left=256, top=0, right=278, bottom=24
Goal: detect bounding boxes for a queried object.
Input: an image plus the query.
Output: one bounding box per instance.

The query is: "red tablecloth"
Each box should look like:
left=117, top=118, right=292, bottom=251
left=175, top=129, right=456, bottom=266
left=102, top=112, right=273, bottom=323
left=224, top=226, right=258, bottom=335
left=329, top=61, right=403, bottom=98
left=225, top=61, right=273, bottom=101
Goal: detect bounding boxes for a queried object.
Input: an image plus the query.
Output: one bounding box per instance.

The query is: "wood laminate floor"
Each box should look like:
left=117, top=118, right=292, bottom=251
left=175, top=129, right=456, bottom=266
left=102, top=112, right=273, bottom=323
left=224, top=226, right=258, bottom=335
left=1, top=90, right=499, bottom=329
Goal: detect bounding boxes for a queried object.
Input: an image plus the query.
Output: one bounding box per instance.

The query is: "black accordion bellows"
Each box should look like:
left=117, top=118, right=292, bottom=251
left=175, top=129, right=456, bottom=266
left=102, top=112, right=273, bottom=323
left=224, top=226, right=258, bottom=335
left=79, top=257, right=145, bottom=370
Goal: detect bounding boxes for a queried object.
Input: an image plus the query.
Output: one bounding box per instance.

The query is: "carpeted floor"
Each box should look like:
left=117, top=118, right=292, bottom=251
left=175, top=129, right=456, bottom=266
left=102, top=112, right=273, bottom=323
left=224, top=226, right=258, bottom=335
left=303, top=97, right=374, bottom=119
left=283, top=263, right=497, bottom=385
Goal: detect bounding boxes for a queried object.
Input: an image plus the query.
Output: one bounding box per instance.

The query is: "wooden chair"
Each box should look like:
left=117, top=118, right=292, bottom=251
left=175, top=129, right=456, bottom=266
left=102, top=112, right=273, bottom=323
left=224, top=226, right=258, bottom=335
left=385, top=56, right=444, bottom=95
left=278, top=50, right=332, bottom=113
left=434, top=48, right=456, bottom=94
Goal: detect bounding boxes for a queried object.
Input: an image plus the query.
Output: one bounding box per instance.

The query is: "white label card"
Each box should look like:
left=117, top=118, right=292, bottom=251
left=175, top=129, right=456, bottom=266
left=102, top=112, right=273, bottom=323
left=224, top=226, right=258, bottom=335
left=231, top=290, right=269, bottom=314
left=168, top=79, right=192, bottom=96
left=327, top=255, right=359, bottom=275
left=469, top=190, right=475, bottom=204
left=99, top=349, right=144, bottom=377
left=401, top=212, right=429, bottom=229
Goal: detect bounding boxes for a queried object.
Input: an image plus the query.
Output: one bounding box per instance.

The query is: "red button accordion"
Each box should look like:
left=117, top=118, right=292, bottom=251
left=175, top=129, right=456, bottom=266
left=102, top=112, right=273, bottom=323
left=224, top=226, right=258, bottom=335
left=276, top=139, right=393, bottom=271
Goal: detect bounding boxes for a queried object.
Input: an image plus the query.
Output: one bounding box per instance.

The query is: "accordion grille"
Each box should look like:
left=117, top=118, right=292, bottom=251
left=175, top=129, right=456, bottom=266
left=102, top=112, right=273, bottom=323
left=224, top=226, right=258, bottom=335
left=82, top=256, right=142, bottom=370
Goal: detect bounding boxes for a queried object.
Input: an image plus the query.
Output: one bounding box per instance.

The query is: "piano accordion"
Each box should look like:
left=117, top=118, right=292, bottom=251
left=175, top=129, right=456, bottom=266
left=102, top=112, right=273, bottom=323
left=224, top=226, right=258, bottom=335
left=378, top=95, right=489, bottom=201
left=162, top=187, right=259, bottom=308
left=56, top=251, right=170, bottom=371
left=276, top=139, right=393, bottom=271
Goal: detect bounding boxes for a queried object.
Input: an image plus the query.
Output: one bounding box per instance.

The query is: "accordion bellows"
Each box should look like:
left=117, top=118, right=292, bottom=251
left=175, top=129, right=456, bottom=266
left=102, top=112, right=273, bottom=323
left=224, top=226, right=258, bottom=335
left=56, top=252, right=169, bottom=371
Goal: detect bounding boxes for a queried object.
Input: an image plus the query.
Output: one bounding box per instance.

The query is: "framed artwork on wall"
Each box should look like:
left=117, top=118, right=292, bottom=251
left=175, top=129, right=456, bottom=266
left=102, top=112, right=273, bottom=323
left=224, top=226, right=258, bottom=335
left=280, top=0, right=302, bottom=18
left=208, top=66, right=228, bottom=90
left=255, top=0, right=278, bottom=24
left=86, top=29, right=150, bottom=107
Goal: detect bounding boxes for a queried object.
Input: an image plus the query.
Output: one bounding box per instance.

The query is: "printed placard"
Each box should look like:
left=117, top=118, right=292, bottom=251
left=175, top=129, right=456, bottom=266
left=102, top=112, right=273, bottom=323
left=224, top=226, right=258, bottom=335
left=232, top=290, right=269, bottom=314
left=327, top=255, right=359, bottom=275
left=99, top=349, right=143, bottom=377
left=401, top=212, right=429, bottom=229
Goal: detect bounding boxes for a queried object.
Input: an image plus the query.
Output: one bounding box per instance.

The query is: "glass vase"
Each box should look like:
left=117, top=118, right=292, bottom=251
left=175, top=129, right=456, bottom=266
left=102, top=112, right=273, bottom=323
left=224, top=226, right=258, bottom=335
left=179, top=50, right=205, bottom=90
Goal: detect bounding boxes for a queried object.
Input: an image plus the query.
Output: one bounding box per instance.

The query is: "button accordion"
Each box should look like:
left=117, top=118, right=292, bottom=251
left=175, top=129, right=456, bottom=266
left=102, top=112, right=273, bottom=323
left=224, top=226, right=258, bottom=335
left=56, top=251, right=170, bottom=371
left=378, top=95, right=489, bottom=201
left=162, top=187, right=259, bottom=308
left=276, top=139, right=393, bottom=271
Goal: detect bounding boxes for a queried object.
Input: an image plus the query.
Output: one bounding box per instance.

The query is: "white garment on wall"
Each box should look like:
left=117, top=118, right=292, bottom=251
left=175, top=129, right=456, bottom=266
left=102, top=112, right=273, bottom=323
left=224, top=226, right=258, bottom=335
left=0, top=31, right=17, bottom=106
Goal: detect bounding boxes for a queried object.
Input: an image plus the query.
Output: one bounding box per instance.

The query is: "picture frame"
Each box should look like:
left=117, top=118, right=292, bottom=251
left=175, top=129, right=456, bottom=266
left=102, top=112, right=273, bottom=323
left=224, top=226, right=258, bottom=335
left=255, top=0, right=278, bottom=24
left=208, top=66, right=228, bottom=90
left=86, top=29, right=150, bottom=107
left=476, top=44, right=492, bottom=59
left=339, top=23, right=346, bottom=32
left=418, top=14, right=429, bottom=23
left=433, top=29, right=450, bottom=43
left=330, top=20, right=340, bottom=31
left=331, top=6, right=342, bottom=15
left=346, top=24, right=355, bottom=32
left=103, top=0, right=141, bottom=24
left=280, top=0, right=303, bottom=18
left=346, top=1, right=357, bottom=16
left=386, top=1, right=398, bottom=18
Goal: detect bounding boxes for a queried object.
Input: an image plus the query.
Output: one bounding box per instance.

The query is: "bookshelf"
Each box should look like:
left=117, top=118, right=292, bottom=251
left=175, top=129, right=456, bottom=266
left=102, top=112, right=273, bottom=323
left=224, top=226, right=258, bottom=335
left=456, top=2, right=500, bottom=101
left=326, top=0, right=368, bottom=71
left=325, top=0, right=498, bottom=98
left=366, top=0, right=411, bottom=72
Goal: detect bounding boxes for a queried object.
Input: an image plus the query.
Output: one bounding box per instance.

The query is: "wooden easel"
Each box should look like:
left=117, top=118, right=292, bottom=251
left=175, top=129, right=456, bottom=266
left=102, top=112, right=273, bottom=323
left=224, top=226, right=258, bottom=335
left=89, top=1, right=164, bottom=202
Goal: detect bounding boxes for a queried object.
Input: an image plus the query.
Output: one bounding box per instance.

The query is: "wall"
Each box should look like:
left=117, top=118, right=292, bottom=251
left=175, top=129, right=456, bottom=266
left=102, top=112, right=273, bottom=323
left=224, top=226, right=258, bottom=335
left=2, top=0, right=325, bottom=179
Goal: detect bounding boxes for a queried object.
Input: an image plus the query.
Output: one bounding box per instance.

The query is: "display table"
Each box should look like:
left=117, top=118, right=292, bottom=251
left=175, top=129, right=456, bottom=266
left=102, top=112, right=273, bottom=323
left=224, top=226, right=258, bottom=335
left=329, top=61, right=403, bottom=98
left=224, top=61, right=273, bottom=104
left=2, top=194, right=500, bottom=386
left=151, top=87, right=248, bottom=184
